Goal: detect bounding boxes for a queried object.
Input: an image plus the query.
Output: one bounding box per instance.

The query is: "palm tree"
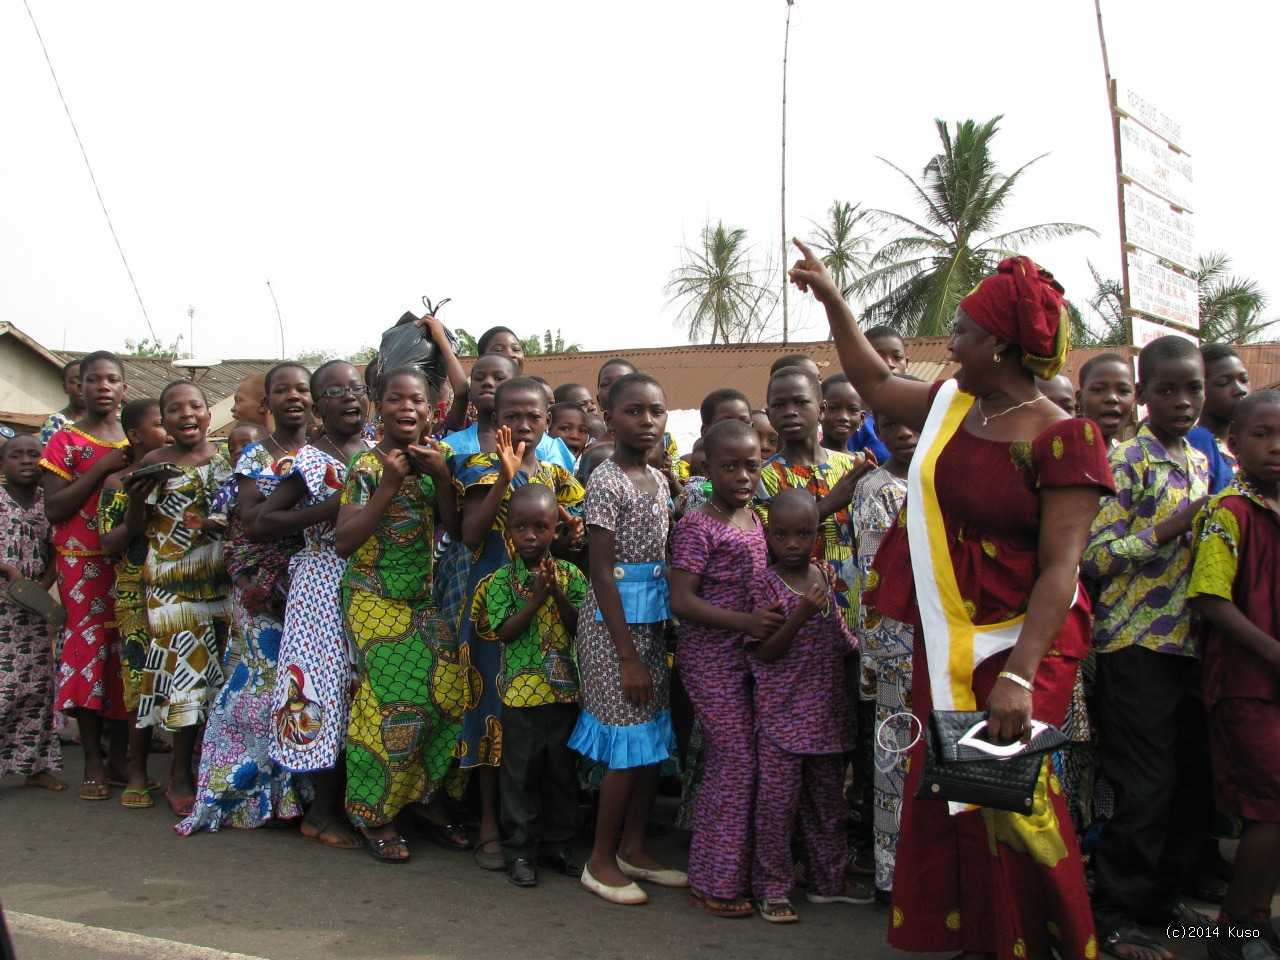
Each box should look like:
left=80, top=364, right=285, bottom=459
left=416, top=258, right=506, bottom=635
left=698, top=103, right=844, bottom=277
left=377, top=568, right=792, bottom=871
left=1192, top=252, right=1277, bottom=343
left=453, top=328, right=479, bottom=356
left=849, top=116, right=1095, bottom=337
left=808, top=200, right=878, bottom=299
left=1070, top=261, right=1128, bottom=348
left=519, top=330, right=583, bottom=355
left=666, top=220, right=776, bottom=345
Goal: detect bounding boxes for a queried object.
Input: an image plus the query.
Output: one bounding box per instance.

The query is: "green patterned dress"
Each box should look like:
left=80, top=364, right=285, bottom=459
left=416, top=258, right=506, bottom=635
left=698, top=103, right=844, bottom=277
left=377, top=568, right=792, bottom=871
left=340, top=451, right=468, bottom=828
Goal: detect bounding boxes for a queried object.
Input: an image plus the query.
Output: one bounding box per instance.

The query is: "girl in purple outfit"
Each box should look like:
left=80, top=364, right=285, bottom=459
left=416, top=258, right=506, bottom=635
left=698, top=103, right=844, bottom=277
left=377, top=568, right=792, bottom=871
left=748, top=488, right=872, bottom=923
left=670, top=419, right=785, bottom=919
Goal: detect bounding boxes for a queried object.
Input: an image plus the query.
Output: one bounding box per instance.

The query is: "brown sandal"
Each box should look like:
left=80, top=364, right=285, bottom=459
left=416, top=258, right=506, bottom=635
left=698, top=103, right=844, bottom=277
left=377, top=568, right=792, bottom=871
left=688, top=887, right=753, bottom=918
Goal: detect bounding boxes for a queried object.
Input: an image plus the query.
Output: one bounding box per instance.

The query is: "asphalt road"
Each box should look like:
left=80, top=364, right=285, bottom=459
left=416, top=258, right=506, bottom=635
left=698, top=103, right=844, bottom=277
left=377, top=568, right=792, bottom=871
left=1, top=750, right=920, bottom=960
left=3, top=751, right=1261, bottom=960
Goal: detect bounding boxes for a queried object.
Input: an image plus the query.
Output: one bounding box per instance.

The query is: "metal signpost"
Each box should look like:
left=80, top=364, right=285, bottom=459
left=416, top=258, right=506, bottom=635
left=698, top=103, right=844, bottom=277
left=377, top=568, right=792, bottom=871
left=1110, top=80, right=1201, bottom=344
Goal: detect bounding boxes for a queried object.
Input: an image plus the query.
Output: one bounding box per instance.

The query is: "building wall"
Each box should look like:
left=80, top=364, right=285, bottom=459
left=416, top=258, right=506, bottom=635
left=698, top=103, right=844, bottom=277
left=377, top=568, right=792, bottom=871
left=0, top=338, right=65, bottom=415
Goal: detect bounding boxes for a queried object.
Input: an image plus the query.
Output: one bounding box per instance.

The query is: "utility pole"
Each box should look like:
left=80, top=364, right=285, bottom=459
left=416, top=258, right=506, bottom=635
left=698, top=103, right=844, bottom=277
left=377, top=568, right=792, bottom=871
left=267, top=280, right=285, bottom=359
left=780, top=0, right=794, bottom=344
left=1095, top=0, right=1132, bottom=346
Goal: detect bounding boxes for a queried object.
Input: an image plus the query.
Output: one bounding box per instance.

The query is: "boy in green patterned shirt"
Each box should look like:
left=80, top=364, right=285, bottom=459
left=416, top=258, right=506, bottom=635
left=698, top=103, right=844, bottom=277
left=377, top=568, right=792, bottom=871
left=1083, top=336, right=1215, bottom=955
left=471, top=482, right=588, bottom=888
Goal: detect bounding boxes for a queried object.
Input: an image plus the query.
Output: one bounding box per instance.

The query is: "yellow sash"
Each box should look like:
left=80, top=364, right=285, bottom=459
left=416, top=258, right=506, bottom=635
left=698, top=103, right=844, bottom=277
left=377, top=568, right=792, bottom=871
left=907, top=380, right=1026, bottom=718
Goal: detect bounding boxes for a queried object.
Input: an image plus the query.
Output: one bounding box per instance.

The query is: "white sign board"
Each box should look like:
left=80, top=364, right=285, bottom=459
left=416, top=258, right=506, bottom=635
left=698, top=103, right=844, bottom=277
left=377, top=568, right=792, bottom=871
left=1123, top=184, right=1196, bottom=271
left=1130, top=314, right=1199, bottom=348
left=1119, top=117, right=1193, bottom=211
left=1127, top=250, right=1199, bottom=330
left=1115, top=82, right=1185, bottom=150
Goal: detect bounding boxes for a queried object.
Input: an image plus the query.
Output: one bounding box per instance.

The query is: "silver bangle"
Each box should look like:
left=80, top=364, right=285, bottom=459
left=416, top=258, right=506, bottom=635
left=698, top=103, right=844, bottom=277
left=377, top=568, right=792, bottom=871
left=998, top=670, right=1034, bottom=693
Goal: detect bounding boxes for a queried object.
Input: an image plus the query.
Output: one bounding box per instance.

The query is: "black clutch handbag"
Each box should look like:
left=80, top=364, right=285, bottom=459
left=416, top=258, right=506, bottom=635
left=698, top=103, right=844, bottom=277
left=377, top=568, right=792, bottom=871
left=914, top=710, right=1069, bottom=814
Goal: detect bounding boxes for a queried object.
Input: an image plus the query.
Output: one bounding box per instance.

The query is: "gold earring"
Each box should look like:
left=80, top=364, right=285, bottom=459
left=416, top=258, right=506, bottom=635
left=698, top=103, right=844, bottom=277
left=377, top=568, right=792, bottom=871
left=992, top=352, right=1002, bottom=363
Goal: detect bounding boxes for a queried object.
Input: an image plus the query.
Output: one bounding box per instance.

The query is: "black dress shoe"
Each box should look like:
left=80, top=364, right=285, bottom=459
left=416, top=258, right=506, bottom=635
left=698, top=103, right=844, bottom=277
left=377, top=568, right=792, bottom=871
left=507, top=858, right=537, bottom=887
left=537, top=851, right=583, bottom=877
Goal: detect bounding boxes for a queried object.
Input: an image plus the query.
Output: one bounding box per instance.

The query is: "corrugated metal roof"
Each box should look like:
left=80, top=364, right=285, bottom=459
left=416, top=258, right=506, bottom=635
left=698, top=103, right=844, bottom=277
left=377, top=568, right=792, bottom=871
left=0, top=322, right=64, bottom=368
left=58, top=353, right=282, bottom=406
left=522, top=338, right=954, bottom=410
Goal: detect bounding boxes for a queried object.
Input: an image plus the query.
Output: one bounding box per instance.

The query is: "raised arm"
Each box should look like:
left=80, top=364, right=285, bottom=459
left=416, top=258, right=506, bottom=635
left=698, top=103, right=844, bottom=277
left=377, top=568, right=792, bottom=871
left=460, top=429, right=522, bottom=551
left=788, top=238, right=932, bottom=432
left=417, top=315, right=470, bottom=409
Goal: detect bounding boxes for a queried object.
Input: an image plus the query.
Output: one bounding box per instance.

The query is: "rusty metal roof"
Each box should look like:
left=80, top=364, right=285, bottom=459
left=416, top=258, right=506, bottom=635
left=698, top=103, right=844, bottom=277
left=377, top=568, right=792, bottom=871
left=58, top=353, right=281, bottom=406
left=522, top=338, right=955, bottom=410
left=522, top=339, right=1280, bottom=410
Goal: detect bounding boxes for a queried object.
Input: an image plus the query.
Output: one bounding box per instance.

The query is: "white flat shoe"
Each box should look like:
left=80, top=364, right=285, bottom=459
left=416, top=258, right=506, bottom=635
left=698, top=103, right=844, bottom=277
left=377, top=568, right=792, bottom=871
left=616, top=856, right=689, bottom=888
left=581, top=864, right=648, bottom=905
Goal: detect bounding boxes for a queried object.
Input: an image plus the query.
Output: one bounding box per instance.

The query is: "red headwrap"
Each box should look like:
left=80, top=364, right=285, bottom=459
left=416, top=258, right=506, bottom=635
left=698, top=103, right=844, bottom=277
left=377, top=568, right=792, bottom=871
left=959, top=257, right=1071, bottom=379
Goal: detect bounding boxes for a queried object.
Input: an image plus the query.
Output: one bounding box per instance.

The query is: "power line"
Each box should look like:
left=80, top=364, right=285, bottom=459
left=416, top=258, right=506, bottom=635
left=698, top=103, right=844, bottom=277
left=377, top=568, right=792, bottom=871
left=21, top=0, right=157, bottom=342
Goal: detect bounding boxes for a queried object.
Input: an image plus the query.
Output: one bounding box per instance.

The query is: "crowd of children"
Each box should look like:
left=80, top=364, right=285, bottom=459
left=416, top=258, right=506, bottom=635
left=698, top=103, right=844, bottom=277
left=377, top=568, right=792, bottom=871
left=0, top=312, right=1276, bottom=958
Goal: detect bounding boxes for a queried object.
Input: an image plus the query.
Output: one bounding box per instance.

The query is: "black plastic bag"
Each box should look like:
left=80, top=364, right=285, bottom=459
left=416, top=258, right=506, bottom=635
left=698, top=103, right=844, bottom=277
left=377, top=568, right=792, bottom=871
left=376, top=301, right=457, bottom=394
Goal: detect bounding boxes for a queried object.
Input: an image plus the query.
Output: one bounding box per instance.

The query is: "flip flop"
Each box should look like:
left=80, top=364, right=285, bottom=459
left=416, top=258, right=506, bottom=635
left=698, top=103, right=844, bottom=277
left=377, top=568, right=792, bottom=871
left=78, top=779, right=109, bottom=801
left=165, top=790, right=195, bottom=818
left=120, top=789, right=154, bottom=809
left=5, top=578, right=68, bottom=628
left=106, top=777, right=160, bottom=791
left=301, top=815, right=363, bottom=850
left=688, top=887, right=753, bottom=918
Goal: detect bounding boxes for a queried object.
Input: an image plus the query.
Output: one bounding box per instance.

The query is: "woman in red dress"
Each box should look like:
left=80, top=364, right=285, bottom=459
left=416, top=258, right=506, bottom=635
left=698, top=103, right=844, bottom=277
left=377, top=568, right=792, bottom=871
left=790, top=244, right=1113, bottom=960
left=39, top=350, right=131, bottom=801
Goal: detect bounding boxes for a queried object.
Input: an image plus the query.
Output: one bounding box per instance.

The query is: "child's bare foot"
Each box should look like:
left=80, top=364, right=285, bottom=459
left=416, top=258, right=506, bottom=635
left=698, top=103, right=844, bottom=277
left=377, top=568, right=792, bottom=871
left=302, top=814, right=363, bottom=850
left=24, top=771, right=66, bottom=791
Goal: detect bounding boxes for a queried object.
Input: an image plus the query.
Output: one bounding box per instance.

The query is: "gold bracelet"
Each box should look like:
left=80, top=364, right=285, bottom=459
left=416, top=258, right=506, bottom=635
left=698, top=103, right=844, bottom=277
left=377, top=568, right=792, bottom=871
left=998, top=670, right=1034, bottom=693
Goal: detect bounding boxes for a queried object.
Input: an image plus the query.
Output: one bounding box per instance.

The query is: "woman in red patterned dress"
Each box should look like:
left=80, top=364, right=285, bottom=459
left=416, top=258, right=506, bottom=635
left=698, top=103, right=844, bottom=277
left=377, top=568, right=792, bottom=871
left=39, top=350, right=131, bottom=801
left=790, top=242, right=1113, bottom=960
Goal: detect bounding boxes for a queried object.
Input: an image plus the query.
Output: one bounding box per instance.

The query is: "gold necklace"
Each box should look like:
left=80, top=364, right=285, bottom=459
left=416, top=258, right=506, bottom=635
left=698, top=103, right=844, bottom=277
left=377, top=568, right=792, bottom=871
left=264, top=433, right=297, bottom=459
left=707, top=497, right=751, bottom=531
left=318, top=434, right=361, bottom=464
left=977, top=394, right=1047, bottom=427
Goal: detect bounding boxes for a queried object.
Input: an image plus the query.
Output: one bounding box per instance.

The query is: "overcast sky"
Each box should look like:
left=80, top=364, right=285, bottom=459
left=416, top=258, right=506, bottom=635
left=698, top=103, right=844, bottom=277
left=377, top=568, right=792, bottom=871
left=2, top=2, right=1274, bottom=361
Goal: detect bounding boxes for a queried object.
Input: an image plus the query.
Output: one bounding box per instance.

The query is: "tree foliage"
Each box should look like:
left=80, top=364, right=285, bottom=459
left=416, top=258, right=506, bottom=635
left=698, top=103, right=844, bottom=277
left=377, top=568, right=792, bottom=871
left=1193, top=252, right=1278, bottom=344
left=1069, top=262, right=1128, bottom=348
left=666, top=220, right=777, bottom=345
left=122, top=336, right=183, bottom=358
left=807, top=200, right=878, bottom=299
left=850, top=116, right=1095, bottom=337
left=521, top=329, right=582, bottom=355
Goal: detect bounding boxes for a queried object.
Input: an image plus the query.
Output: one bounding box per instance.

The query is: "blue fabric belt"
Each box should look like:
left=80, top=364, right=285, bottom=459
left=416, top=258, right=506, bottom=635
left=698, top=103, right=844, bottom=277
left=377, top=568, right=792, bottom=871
left=595, top=562, right=671, bottom=623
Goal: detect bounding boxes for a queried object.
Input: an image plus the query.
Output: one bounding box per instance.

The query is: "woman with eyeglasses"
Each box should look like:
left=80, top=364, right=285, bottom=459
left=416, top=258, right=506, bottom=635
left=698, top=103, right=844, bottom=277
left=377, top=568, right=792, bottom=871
left=253, top=360, right=373, bottom=850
